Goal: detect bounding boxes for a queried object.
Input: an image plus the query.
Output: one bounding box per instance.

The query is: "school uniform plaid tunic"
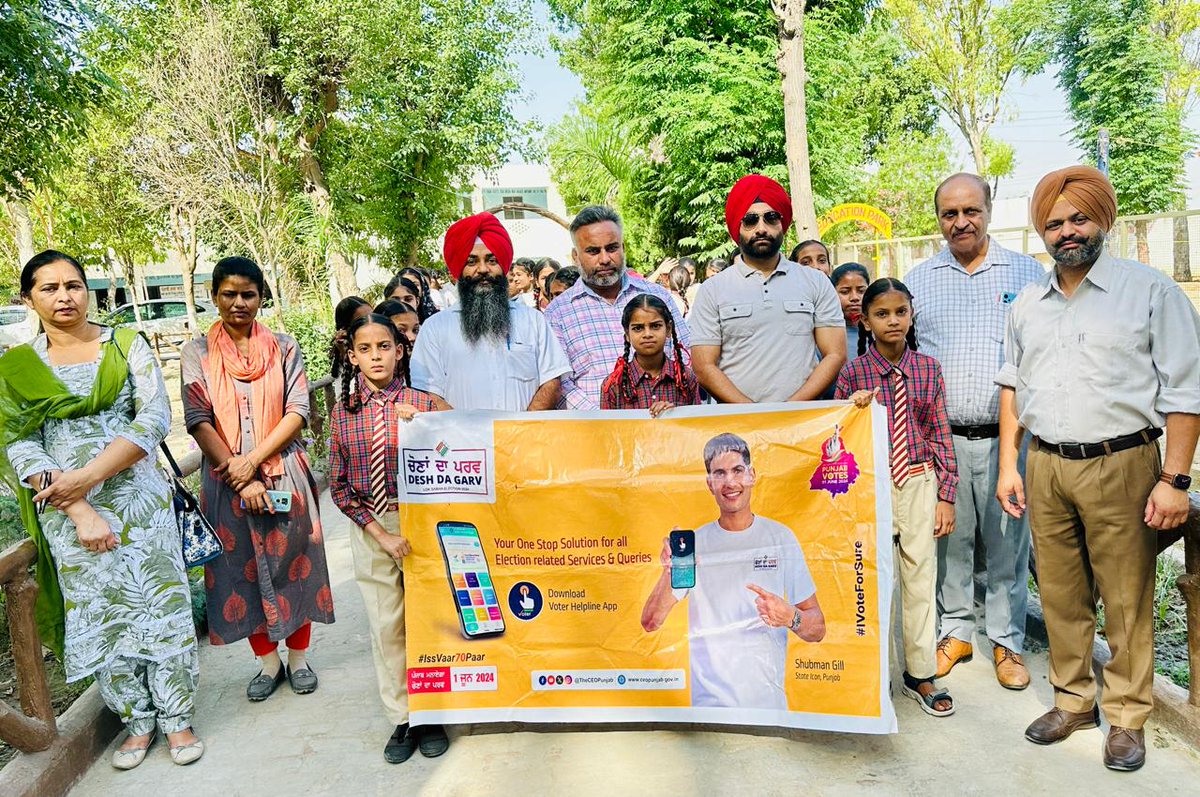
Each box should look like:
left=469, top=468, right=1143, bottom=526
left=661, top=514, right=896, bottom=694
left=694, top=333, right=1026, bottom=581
left=330, top=375, right=438, bottom=528
left=835, top=346, right=958, bottom=503
left=600, top=357, right=701, bottom=409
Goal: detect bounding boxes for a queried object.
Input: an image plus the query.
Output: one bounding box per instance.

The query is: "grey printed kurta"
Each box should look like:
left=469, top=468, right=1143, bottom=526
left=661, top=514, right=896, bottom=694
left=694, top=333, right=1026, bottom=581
left=6, top=329, right=197, bottom=683
left=180, top=333, right=334, bottom=646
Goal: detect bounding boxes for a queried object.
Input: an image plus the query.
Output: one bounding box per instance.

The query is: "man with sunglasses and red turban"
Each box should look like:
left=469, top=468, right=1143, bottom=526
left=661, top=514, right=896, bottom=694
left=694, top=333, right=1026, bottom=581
left=690, top=175, right=845, bottom=403
left=411, top=213, right=570, bottom=411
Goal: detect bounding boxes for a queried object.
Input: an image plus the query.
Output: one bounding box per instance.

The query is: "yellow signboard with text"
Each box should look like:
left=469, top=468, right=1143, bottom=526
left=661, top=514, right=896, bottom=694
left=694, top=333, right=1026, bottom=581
left=399, top=403, right=896, bottom=734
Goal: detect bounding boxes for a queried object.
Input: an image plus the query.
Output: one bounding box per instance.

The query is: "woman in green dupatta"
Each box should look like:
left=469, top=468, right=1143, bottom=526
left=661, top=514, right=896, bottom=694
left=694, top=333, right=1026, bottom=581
left=0, top=251, right=203, bottom=769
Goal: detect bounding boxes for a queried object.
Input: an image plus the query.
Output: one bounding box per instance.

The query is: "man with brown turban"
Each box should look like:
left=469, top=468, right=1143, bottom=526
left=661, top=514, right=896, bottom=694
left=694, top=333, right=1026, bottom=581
left=996, top=166, right=1200, bottom=772
left=411, top=213, right=570, bottom=411
left=690, top=175, right=845, bottom=403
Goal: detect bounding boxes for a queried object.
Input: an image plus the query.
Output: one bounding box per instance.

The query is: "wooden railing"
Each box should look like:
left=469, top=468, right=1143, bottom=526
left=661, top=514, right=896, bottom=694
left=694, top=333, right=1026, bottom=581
left=1176, top=496, right=1200, bottom=705
left=0, top=374, right=335, bottom=753
left=0, top=539, right=55, bottom=752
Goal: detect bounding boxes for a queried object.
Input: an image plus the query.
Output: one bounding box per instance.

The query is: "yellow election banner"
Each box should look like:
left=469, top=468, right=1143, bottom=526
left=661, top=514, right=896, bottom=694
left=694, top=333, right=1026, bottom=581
left=399, top=402, right=896, bottom=733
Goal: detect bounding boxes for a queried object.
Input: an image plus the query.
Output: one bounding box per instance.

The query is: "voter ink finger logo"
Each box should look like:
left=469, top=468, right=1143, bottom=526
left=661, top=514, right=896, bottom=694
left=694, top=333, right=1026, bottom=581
left=508, top=581, right=543, bottom=620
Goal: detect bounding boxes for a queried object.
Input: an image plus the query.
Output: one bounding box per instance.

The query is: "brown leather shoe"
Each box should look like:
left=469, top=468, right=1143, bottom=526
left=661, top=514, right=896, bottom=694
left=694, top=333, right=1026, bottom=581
left=994, top=646, right=1031, bottom=690
left=935, top=637, right=973, bottom=678
left=1103, top=727, right=1146, bottom=772
left=1025, top=706, right=1100, bottom=745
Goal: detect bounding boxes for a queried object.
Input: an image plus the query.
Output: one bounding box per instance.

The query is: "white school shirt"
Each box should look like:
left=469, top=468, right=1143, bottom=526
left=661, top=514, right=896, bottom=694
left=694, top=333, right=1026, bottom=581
left=410, top=300, right=570, bottom=411
left=674, top=516, right=816, bottom=710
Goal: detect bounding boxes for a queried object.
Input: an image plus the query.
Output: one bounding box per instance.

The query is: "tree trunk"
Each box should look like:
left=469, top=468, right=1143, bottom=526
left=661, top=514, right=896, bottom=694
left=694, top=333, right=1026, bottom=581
left=966, top=128, right=988, bottom=176
left=1173, top=215, right=1192, bottom=282
left=5, top=197, right=36, bottom=266
left=262, top=267, right=285, bottom=328
left=171, top=204, right=202, bottom=340
left=110, top=253, right=145, bottom=330
left=773, top=0, right=819, bottom=240
left=1135, top=219, right=1151, bottom=264
left=296, top=136, right=357, bottom=299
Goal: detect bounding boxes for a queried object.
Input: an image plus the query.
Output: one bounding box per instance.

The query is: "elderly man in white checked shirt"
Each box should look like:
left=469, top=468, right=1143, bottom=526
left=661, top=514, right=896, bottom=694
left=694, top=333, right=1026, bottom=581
left=905, top=173, right=1045, bottom=690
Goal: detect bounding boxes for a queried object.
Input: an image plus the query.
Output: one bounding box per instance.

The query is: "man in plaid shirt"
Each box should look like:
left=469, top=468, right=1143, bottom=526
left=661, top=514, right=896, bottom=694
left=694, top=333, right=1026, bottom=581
left=545, top=205, right=690, bottom=410
left=906, top=172, right=1044, bottom=690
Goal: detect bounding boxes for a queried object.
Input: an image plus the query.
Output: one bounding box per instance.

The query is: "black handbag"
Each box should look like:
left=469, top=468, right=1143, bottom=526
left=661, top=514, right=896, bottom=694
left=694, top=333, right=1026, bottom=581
left=160, top=442, right=224, bottom=567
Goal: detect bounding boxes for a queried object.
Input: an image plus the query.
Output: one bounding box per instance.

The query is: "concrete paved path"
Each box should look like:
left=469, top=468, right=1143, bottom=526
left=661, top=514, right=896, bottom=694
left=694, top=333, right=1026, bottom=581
left=72, top=494, right=1200, bottom=796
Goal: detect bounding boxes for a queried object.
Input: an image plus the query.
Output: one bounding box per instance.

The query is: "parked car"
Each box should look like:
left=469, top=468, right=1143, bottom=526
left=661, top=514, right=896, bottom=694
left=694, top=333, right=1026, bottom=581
left=0, top=305, right=35, bottom=351
left=105, top=299, right=216, bottom=338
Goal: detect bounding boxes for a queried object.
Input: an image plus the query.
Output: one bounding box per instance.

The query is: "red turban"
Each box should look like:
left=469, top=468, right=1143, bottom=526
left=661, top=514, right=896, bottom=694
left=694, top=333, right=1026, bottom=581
left=1030, top=165, right=1118, bottom=233
left=442, top=213, right=514, bottom=280
left=724, top=174, right=793, bottom=242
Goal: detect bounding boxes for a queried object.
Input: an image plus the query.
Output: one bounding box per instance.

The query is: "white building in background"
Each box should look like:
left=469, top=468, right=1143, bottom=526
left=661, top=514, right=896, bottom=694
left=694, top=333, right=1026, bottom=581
left=469, top=164, right=574, bottom=265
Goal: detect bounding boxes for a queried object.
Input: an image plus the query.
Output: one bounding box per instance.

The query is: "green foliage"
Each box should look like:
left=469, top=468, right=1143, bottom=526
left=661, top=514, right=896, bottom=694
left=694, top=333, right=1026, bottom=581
left=886, top=0, right=1051, bottom=176
left=0, top=495, right=24, bottom=550
left=548, top=1, right=937, bottom=260
left=1054, top=0, right=1192, bottom=214
left=0, top=0, right=113, bottom=193
left=281, top=304, right=335, bottom=382
left=864, top=129, right=954, bottom=237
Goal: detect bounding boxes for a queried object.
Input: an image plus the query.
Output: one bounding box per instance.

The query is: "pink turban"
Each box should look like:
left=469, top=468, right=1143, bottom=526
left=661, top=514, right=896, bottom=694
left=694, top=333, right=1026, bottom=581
left=442, top=213, right=513, bottom=279
left=725, top=175, right=793, bottom=242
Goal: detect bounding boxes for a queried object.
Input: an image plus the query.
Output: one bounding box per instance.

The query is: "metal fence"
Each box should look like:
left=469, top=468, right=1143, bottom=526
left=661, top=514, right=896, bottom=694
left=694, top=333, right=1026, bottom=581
left=831, top=210, right=1200, bottom=286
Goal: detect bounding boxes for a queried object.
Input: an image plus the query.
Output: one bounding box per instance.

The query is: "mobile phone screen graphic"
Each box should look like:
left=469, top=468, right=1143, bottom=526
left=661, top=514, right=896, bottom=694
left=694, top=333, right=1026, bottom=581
left=670, top=529, right=696, bottom=589
left=436, top=522, right=506, bottom=638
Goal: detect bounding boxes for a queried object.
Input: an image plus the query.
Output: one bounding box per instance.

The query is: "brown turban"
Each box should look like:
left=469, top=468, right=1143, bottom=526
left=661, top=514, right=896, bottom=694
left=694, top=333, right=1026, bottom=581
left=1030, top=165, right=1118, bottom=233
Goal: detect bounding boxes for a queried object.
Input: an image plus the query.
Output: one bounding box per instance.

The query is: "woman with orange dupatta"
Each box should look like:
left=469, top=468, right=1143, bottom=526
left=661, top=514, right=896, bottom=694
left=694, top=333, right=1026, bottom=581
left=182, top=257, right=334, bottom=702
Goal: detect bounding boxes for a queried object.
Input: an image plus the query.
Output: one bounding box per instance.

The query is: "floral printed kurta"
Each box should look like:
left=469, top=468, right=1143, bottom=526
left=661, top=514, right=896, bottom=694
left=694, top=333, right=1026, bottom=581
left=6, top=329, right=196, bottom=682
left=181, top=333, right=334, bottom=645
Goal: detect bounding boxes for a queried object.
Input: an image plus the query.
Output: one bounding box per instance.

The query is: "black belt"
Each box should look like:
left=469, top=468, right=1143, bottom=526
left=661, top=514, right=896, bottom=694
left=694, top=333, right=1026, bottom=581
left=951, top=424, right=1000, bottom=440
left=1033, top=428, right=1161, bottom=460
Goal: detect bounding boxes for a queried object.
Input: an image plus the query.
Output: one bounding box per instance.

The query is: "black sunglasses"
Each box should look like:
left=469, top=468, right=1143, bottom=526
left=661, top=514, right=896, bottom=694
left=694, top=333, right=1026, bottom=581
left=741, top=211, right=783, bottom=227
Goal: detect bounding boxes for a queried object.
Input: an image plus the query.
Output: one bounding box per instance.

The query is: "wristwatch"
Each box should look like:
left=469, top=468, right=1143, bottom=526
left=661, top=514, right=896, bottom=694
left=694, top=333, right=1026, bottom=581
left=1160, top=472, right=1193, bottom=490
left=789, top=608, right=802, bottom=632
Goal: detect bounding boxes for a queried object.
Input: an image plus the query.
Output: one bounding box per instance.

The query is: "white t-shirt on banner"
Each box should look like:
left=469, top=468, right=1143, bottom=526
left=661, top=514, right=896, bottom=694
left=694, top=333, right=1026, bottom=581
left=674, top=515, right=816, bottom=711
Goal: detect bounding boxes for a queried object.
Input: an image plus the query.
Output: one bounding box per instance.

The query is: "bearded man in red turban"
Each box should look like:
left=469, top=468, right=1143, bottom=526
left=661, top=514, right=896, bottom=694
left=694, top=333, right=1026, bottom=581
left=409, top=213, right=570, bottom=411
left=688, top=175, right=846, bottom=404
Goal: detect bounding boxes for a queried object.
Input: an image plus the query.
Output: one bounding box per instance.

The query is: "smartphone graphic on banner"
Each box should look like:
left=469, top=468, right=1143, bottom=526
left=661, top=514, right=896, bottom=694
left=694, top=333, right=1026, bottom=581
left=670, top=529, right=696, bottom=589
left=436, top=521, right=506, bottom=639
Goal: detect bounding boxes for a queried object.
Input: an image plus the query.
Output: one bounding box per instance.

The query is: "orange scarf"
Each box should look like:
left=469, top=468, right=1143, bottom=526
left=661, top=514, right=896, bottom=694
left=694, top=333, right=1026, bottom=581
left=206, top=320, right=285, bottom=479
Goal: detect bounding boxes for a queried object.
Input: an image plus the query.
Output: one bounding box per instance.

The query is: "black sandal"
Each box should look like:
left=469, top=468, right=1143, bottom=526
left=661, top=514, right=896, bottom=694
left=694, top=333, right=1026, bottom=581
left=901, top=671, right=954, bottom=717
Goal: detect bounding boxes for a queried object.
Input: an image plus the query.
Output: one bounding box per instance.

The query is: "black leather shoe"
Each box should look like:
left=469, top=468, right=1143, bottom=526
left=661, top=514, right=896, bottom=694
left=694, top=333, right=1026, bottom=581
left=247, top=667, right=286, bottom=702
left=384, top=725, right=417, bottom=764
left=415, top=724, right=450, bottom=758
left=1025, top=706, right=1100, bottom=744
left=1103, top=726, right=1146, bottom=772
left=286, top=664, right=319, bottom=695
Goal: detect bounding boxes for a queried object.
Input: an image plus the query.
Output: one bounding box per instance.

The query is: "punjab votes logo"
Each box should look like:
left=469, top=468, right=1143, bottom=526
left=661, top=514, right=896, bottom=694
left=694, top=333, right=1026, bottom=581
left=402, top=440, right=490, bottom=497
left=809, top=424, right=860, bottom=497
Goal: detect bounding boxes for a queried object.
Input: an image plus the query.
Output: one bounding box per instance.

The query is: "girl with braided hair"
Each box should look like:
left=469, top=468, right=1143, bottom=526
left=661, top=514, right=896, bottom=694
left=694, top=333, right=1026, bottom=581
left=328, top=313, right=447, bottom=764
left=600, top=294, right=699, bottom=416
left=329, top=296, right=371, bottom=385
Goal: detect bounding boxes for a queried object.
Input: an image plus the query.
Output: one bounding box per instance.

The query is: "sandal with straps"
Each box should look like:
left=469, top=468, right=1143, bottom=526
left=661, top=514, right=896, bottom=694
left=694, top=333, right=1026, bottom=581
left=901, top=671, right=955, bottom=717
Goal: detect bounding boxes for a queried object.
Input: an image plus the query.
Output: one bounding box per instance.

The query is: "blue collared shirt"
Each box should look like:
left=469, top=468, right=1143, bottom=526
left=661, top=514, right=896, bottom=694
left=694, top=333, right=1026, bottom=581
left=906, top=238, right=1045, bottom=425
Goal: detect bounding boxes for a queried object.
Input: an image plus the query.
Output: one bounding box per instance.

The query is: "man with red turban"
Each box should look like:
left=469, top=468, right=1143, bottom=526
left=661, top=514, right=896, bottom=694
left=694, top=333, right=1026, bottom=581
left=411, top=213, right=569, bottom=411
left=690, top=174, right=845, bottom=403
left=997, top=166, right=1200, bottom=772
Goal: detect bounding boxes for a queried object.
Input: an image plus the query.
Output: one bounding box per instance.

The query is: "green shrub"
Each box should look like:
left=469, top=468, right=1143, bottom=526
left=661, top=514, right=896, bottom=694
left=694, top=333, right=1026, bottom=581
left=282, top=305, right=334, bottom=383
left=0, top=495, right=25, bottom=550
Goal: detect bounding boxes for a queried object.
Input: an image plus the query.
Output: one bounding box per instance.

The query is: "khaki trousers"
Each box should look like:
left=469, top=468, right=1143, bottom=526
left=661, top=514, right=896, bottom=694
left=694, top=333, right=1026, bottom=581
left=1026, top=441, right=1159, bottom=729
left=350, top=511, right=409, bottom=725
left=892, top=466, right=938, bottom=680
